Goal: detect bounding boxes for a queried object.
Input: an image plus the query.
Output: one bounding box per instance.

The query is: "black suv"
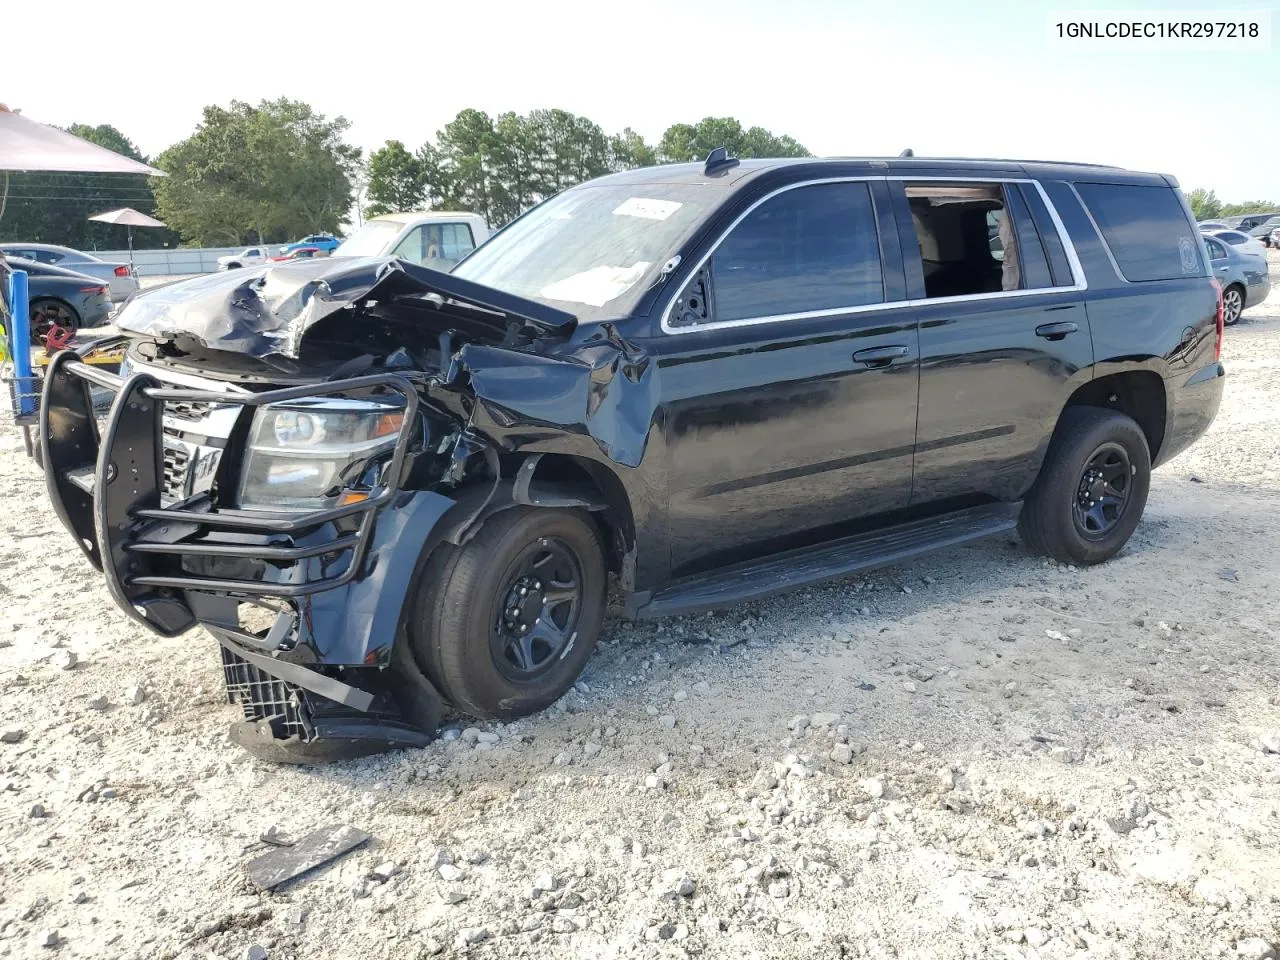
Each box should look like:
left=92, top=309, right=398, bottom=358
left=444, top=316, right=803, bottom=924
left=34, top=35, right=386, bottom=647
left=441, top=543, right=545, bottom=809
left=39, top=152, right=1225, bottom=760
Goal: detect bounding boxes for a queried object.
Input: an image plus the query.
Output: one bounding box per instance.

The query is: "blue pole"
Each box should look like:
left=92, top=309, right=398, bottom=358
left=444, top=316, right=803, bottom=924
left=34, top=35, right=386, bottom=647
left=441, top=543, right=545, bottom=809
left=7, top=270, right=36, bottom=418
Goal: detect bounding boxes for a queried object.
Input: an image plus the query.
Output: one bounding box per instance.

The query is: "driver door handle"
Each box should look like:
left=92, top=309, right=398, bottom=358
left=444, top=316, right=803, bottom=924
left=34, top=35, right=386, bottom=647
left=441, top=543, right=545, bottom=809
left=1035, top=321, right=1078, bottom=341
left=852, top=345, right=910, bottom=367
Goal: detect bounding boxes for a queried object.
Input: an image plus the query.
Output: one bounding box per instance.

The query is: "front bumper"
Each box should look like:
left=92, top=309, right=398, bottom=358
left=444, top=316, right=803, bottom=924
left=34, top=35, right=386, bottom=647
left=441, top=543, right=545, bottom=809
left=39, top=352, right=452, bottom=759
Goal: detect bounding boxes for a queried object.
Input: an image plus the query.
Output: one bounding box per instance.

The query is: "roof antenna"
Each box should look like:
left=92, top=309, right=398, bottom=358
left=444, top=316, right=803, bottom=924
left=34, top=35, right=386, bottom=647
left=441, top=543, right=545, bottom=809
left=704, top=147, right=741, bottom=176
left=899, top=148, right=914, bottom=157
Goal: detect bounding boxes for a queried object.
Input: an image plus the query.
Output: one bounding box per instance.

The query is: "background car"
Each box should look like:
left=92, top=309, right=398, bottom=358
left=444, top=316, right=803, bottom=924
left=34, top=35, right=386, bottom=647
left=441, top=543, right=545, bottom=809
left=1203, top=234, right=1270, bottom=324
left=1270, top=226, right=1280, bottom=249
left=216, top=246, right=273, bottom=270
left=331, top=212, right=490, bottom=270
left=1197, top=220, right=1231, bottom=231
left=1204, top=228, right=1268, bottom=261
left=0, top=242, right=139, bottom=302
left=3, top=256, right=113, bottom=343
left=282, top=234, right=338, bottom=255
left=1240, top=214, right=1280, bottom=247
left=270, top=246, right=322, bottom=262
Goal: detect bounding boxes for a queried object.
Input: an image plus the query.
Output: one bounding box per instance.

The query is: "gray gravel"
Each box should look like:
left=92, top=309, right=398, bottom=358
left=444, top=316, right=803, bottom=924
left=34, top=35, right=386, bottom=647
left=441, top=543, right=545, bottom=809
left=0, top=265, right=1278, bottom=959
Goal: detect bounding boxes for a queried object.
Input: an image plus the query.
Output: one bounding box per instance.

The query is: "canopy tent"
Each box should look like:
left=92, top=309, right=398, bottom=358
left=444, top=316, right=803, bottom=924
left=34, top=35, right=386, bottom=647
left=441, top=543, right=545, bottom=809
left=2, top=103, right=164, bottom=440
left=0, top=103, right=163, bottom=174
left=88, top=207, right=168, bottom=271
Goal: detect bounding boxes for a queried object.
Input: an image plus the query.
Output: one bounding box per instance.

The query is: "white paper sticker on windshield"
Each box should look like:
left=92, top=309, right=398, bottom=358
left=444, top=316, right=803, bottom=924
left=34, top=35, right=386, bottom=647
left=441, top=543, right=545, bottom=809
left=540, top=262, right=651, bottom=308
left=613, top=197, right=683, bottom=221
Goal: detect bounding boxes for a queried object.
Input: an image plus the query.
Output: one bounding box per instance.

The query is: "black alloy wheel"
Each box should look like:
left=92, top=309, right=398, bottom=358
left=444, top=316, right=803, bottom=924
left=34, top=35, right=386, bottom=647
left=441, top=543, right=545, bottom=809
left=29, top=299, right=78, bottom=346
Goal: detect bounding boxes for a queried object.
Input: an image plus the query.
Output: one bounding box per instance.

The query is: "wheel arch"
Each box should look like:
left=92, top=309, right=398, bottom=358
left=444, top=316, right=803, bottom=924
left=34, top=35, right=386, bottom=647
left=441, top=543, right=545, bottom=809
left=1060, top=369, right=1167, bottom=462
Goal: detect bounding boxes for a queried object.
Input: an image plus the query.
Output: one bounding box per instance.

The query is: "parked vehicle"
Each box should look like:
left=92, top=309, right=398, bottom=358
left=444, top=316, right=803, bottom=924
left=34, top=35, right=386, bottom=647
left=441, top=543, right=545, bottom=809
left=1197, top=221, right=1231, bottom=231
left=0, top=242, right=138, bottom=302
left=1202, top=234, right=1270, bottom=323
left=5, top=256, right=112, bottom=343
left=270, top=247, right=322, bottom=262
left=217, top=246, right=273, bottom=270
left=1204, top=229, right=1268, bottom=261
left=1270, top=226, right=1280, bottom=249
left=1240, top=214, right=1280, bottom=247
left=39, top=152, right=1225, bottom=761
left=283, top=234, right=339, bottom=255
left=331, top=212, right=489, bottom=271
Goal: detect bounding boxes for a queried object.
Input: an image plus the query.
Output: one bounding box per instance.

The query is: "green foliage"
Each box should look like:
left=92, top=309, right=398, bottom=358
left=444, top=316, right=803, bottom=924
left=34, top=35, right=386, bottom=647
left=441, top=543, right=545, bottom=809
left=365, top=111, right=809, bottom=228
left=1186, top=188, right=1222, bottom=220
left=0, top=124, right=179, bottom=250
left=1219, top=200, right=1278, bottom=217
left=153, top=98, right=359, bottom=246
left=658, top=116, right=810, bottom=163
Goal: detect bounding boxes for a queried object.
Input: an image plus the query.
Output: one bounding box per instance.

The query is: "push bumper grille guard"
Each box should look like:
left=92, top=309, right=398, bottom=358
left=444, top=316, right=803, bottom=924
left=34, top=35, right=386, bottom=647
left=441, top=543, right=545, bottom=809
left=39, top=350, right=422, bottom=640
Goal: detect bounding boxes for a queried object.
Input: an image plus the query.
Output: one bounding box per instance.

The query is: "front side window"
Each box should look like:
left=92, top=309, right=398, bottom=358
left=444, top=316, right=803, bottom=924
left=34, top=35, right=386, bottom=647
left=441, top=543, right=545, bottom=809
left=704, top=182, right=885, bottom=323
left=904, top=182, right=1054, bottom=298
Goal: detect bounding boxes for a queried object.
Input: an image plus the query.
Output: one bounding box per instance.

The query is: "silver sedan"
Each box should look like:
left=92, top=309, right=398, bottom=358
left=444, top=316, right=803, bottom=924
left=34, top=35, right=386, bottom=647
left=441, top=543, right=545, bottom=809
left=1203, top=234, right=1270, bottom=324
left=0, top=242, right=140, bottom=302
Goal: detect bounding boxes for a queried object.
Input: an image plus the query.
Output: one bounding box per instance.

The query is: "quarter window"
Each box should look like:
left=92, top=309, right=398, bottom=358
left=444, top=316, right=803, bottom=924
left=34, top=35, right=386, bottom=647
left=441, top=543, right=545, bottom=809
left=1074, top=182, right=1203, bottom=281
left=706, top=181, right=885, bottom=323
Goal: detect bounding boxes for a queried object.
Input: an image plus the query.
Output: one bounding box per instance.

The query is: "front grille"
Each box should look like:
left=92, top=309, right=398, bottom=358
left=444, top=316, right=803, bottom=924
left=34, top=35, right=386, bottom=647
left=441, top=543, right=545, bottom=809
left=165, top=399, right=213, bottom=422
left=161, top=445, right=190, bottom=502
left=220, top=646, right=314, bottom=742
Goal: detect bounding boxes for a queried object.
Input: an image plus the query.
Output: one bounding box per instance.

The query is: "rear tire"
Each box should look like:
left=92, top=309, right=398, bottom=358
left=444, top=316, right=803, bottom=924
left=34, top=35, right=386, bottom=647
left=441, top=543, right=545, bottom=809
left=408, top=507, right=607, bottom=719
left=1222, top=284, right=1245, bottom=325
left=1018, top=407, right=1151, bottom=566
left=28, top=298, right=80, bottom=346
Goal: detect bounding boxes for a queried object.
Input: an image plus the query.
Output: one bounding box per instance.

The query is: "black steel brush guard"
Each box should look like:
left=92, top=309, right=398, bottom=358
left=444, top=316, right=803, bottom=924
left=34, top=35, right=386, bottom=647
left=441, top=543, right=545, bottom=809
left=38, top=350, right=444, bottom=760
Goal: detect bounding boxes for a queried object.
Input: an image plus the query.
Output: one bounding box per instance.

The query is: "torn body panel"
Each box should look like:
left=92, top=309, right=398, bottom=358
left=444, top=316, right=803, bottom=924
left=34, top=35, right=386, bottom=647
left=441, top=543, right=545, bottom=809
left=40, top=257, right=659, bottom=761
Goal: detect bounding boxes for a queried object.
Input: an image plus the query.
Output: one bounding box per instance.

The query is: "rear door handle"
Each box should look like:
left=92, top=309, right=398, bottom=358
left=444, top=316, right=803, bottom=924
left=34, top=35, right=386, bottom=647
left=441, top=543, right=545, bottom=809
left=1035, top=321, right=1078, bottom=341
left=852, top=345, right=910, bottom=367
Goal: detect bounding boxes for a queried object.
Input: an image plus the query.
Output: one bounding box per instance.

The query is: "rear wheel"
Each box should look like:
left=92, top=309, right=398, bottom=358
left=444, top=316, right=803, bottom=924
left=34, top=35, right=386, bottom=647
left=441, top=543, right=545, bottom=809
left=409, top=507, right=607, bottom=719
left=1018, top=407, right=1151, bottom=565
left=29, top=298, right=79, bottom=346
left=1222, top=284, right=1245, bottom=325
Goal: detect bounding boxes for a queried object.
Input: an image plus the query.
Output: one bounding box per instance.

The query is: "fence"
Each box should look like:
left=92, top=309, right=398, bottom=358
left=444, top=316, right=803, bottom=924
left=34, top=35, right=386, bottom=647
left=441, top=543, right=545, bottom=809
left=91, top=246, right=276, bottom=277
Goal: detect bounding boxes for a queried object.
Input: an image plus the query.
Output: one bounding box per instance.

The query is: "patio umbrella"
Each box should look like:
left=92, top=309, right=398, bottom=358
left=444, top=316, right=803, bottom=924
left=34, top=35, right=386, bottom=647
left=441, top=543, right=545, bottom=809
left=88, top=207, right=167, bottom=271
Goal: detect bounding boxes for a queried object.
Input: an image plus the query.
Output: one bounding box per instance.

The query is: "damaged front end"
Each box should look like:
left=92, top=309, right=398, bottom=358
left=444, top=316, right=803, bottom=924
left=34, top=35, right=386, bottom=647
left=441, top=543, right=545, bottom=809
left=39, top=257, right=586, bottom=761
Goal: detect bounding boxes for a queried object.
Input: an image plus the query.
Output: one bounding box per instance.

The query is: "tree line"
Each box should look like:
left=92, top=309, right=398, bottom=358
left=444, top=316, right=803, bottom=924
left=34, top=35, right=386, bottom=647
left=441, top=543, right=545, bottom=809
left=5, top=101, right=1272, bottom=251
left=363, top=111, right=809, bottom=227
left=0, top=101, right=809, bottom=250
left=1186, top=187, right=1276, bottom=222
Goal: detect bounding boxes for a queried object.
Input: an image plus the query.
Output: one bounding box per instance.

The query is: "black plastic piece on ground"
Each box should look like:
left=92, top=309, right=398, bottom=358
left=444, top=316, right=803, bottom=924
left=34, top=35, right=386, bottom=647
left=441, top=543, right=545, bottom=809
left=230, top=720, right=425, bottom=763
left=638, top=501, right=1021, bottom=618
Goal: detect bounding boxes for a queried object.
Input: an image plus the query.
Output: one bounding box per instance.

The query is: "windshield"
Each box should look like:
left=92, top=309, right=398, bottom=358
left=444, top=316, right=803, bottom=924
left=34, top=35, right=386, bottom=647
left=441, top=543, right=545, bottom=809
left=333, top=219, right=408, bottom=258
left=452, top=182, right=724, bottom=321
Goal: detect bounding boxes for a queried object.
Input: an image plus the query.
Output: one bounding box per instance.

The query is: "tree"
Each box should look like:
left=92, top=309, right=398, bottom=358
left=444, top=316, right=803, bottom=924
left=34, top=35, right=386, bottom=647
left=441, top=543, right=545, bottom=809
left=0, top=124, right=178, bottom=250
left=658, top=117, right=810, bottom=163
left=609, top=127, right=657, bottom=171
left=364, top=140, right=426, bottom=217
left=1186, top=188, right=1222, bottom=221
left=153, top=98, right=358, bottom=246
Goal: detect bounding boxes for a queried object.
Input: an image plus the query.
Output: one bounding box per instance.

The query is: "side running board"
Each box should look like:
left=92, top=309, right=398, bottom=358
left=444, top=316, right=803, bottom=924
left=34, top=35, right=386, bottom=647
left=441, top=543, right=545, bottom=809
left=635, top=502, right=1021, bottom=619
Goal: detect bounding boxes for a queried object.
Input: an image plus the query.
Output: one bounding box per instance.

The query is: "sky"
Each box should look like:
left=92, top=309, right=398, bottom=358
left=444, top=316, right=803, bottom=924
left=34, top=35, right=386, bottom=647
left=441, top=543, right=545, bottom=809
left=4, top=0, right=1278, bottom=200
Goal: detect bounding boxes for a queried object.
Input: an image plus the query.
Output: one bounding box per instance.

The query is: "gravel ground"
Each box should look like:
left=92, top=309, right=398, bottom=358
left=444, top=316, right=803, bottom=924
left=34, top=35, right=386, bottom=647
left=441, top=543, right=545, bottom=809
left=2, top=263, right=1279, bottom=960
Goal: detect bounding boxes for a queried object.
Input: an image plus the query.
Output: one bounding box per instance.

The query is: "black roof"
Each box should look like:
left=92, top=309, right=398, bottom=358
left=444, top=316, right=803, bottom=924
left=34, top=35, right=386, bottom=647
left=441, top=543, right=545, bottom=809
left=590, top=156, right=1173, bottom=189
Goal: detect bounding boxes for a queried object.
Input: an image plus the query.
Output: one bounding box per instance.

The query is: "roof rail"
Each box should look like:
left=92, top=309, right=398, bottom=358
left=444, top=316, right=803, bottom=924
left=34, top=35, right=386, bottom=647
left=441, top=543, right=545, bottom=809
left=704, top=147, right=741, bottom=176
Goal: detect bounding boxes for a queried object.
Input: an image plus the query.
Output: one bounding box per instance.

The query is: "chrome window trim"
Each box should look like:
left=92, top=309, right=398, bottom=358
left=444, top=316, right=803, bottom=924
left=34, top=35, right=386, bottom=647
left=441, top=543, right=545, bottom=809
left=660, top=175, right=1089, bottom=336
left=1065, top=181, right=1128, bottom=283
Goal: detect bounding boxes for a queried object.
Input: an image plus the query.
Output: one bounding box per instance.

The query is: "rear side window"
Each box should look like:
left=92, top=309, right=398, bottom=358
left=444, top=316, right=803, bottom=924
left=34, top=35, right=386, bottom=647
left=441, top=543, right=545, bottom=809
left=1074, top=182, right=1203, bottom=281
left=1204, top=237, right=1227, bottom=260
left=710, top=182, right=884, bottom=322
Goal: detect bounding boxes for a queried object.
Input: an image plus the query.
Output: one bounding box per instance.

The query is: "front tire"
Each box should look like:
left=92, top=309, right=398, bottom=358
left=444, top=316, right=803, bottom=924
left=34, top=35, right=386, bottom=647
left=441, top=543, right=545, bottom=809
left=1222, top=284, right=1245, bottom=325
left=1018, top=407, right=1151, bottom=566
left=409, top=507, right=607, bottom=719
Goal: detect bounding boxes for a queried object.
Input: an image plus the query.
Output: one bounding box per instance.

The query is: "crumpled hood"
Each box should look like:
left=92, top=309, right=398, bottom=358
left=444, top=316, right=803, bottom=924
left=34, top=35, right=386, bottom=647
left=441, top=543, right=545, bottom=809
left=115, top=256, right=577, bottom=362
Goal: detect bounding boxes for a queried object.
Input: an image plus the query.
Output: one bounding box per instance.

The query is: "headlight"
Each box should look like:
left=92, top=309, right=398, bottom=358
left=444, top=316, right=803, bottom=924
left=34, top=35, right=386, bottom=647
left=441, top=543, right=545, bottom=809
left=237, top=398, right=405, bottom=510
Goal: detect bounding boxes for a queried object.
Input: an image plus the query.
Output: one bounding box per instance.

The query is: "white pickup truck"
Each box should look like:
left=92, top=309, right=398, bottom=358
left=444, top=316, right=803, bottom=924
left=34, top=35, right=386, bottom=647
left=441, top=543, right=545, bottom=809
left=332, top=211, right=490, bottom=271
left=217, top=246, right=274, bottom=271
